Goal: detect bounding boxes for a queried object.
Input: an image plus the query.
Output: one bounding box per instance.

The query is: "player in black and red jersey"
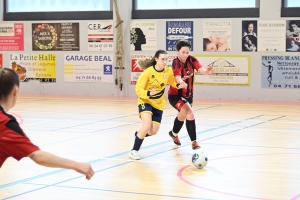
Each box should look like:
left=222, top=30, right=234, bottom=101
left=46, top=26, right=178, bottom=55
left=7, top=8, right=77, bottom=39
left=168, top=40, right=214, bottom=150
left=0, top=68, right=94, bottom=180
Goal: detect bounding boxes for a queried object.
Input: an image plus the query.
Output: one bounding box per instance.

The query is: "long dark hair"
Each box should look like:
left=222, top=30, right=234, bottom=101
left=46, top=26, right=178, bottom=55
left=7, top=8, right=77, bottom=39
left=0, top=68, right=20, bottom=99
left=135, top=49, right=167, bottom=70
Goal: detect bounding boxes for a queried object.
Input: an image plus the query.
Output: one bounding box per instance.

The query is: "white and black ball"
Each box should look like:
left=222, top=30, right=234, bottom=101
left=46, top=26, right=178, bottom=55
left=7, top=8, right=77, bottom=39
left=192, top=152, right=208, bottom=169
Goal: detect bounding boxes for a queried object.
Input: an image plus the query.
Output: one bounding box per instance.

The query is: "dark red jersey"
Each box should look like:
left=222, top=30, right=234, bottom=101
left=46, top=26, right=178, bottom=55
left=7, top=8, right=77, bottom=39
left=0, top=106, right=40, bottom=167
left=168, top=55, right=202, bottom=98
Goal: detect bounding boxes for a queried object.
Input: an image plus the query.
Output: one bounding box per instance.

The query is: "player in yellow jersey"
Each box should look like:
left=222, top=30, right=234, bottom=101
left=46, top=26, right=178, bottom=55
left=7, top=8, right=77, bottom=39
left=129, top=50, right=187, bottom=160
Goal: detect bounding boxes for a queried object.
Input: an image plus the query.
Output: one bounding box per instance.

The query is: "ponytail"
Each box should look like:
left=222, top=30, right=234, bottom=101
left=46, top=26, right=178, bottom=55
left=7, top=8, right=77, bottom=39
left=134, top=49, right=167, bottom=70
left=135, top=57, right=156, bottom=70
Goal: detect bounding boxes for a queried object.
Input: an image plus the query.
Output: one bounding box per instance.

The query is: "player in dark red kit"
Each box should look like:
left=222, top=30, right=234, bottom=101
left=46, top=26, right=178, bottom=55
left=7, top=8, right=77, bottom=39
left=0, top=68, right=94, bottom=180
left=168, top=40, right=214, bottom=150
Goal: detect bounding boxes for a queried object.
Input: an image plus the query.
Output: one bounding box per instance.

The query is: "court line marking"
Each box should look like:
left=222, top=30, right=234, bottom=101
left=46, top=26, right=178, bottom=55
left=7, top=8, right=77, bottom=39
left=291, top=193, right=300, bottom=200
left=0, top=114, right=281, bottom=191
left=30, top=106, right=225, bottom=146
left=177, top=165, right=269, bottom=200
left=201, top=142, right=300, bottom=150
left=21, top=183, right=214, bottom=200
left=178, top=153, right=300, bottom=200
left=0, top=115, right=286, bottom=200
left=0, top=114, right=258, bottom=190
left=2, top=162, right=131, bottom=200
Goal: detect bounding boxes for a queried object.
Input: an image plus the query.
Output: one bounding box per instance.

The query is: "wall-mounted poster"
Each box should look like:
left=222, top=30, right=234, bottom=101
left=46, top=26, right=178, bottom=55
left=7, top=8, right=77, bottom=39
left=130, top=54, right=177, bottom=84
left=0, top=23, right=24, bottom=51
left=286, top=20, right=300, bottom=52
left=32, top=23, right=79, bottom=51
left=203, top=21, right=232, bottom=52
left=242, top=21, right=257, bottom=52
left=166, top=21, right=193, bottom=51
left=257, top=20, right=285, bottom=52
left=261, top=55, right=300, bottom=89
left=10, top=53, right=56, bottom=82
left=194, top=54, right=250, bottom=86
left=64, top=54, right=113, bottom=83
left=87, top=21, right=113, bottom=51
left=130, top=21, right=157, bottom=51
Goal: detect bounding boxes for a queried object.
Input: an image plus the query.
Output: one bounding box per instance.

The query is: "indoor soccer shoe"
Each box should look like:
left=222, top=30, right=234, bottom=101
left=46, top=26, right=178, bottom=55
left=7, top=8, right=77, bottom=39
left=169, top=131, right=181, bottom=146
left=192, top=141, right=201, bottom=150
left=128, top=150, right=141, bottom=160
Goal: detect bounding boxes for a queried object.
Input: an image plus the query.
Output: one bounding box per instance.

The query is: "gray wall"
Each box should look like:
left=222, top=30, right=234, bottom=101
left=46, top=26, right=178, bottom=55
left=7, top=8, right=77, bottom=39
left=1, top=0, right=300, bottom=102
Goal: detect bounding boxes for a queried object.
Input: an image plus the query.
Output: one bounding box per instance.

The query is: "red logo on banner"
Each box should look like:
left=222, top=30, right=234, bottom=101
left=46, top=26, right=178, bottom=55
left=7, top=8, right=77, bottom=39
left=131, top=59, right=144, bottom=72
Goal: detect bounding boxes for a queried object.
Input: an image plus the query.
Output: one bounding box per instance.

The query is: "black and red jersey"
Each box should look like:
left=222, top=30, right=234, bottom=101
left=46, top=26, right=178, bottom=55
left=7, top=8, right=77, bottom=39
left=0, top=106, right=40, bottom=167
left=168, top=55, right=202, bottom=98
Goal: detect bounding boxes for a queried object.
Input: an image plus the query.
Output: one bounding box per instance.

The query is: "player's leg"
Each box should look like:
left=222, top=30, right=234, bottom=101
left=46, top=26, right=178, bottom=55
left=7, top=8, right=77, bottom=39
left=168, top=96, right=188, bottom=146
left=184, top=97, right=200, bottom=150
left=129, top=104, right=153, bottom=160
left=147, top=106, right=163, bottom=136
left=169, top=96, right=200, bottom=149
left=133, top=104, right=155, bottom=137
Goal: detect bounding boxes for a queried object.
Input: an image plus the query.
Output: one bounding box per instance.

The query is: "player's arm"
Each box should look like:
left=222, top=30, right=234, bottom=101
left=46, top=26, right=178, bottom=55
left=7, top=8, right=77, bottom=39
left=28, top=150, right=94, bottom=180
left=188, top=56, right=213, bottom=75
left=168, top=70, right=187, bottom=89
left=135, top=70, right=155, bottom=98
left=198, top=66, right=214, bottom=75
left=175, top=75, right=185, bottom=84
left=171, top=60, right=185, bottom=84
left=1, top=119, right=94, bottom=180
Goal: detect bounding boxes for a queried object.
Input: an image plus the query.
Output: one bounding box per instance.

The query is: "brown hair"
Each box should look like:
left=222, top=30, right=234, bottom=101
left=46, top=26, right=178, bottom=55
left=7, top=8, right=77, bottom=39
left=0, top=68, right=20, bottom=98
left=135, top=49, right=167, bottom=70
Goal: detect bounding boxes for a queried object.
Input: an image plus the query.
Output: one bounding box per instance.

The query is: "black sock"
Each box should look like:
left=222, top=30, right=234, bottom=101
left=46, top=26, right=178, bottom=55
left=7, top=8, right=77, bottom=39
left=132, top=136, right=144, bottom=151
left=186, top=119, right=196, bottom=141
left=135, top=131, right=151, bottom=137
left=172, top=117, right=184, bottom=134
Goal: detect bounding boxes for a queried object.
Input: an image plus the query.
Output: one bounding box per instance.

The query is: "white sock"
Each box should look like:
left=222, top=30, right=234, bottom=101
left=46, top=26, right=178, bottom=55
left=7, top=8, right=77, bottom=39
left=172, top=131, right=178, bottom=137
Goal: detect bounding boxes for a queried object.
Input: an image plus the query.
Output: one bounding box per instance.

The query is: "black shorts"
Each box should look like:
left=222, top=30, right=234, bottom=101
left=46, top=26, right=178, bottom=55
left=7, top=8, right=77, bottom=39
left=168, top=95, right=193, bottom=111
left=138, top=103, right=163, bottom=124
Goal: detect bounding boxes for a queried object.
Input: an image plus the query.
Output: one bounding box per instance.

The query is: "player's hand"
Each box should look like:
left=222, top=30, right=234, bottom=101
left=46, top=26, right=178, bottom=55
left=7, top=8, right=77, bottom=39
left=150, top=87, right=156, bottom=96
left=178, top=81, right=187, bottom=89
left=206, top=65, right=214, bottom=74
left=75, top=163, right=94, bottom=180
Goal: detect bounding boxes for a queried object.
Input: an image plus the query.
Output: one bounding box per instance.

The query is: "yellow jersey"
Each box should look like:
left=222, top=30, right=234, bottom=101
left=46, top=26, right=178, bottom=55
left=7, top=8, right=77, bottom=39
left=136, top=66, right=178, bottom=111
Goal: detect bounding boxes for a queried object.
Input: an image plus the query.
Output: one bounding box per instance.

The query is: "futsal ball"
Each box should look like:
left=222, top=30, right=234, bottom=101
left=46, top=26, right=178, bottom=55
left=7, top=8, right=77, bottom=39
left=192, top=152, right=208, bottom=169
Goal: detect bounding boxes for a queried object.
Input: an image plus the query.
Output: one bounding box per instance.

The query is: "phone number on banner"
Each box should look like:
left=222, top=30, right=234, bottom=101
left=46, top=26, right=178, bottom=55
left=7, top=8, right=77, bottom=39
left=75, top=76, right=101, bottom=81
left=273, top=84, right=300, bottom=88
left=88, top=44, right=113, bottom=48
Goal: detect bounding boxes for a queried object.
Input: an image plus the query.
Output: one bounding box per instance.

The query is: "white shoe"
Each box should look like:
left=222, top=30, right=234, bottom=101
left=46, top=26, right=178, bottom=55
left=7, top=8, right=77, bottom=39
left=129, top=150, right=141, bottom=160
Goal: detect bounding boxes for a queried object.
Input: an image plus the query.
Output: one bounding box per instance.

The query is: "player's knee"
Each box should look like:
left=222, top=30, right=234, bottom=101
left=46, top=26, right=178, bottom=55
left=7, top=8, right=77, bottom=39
left=150, top=130, right=158, bottom=135
left=142, top=124, right=152, bottom=131
left=177, top=113, right=186, bottom=121
left=186, top=109, right=195, bottom=119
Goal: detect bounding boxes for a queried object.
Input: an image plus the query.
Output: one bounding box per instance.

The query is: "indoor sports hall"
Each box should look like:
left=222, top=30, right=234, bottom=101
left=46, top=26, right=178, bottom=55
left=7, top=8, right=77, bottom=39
left=0, top=0, right=300, bottom=199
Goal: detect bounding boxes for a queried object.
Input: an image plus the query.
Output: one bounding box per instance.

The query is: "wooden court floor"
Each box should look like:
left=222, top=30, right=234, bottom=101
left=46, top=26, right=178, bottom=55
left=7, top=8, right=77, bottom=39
left=0, top=95, right=300, bottom=200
